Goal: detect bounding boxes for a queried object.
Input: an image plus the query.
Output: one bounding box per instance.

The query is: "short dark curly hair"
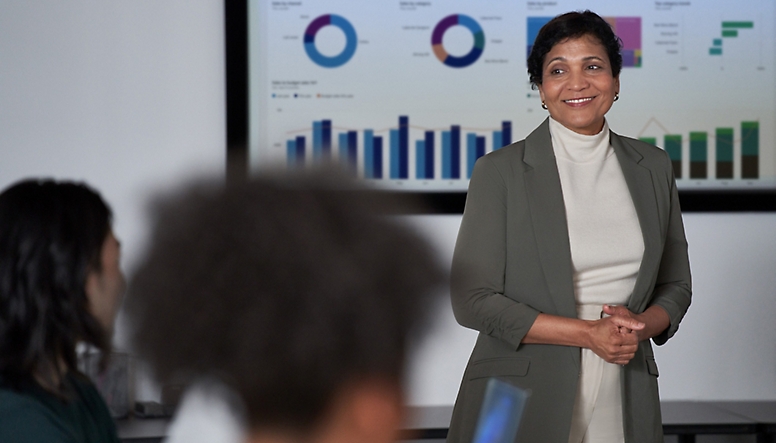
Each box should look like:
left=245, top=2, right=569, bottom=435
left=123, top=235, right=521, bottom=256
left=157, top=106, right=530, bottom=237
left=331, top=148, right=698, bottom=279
left=527, top=10, right=622, bottom=88
left=127, top=172, right=445, bottom=432
left=0, top=179, right=112, bottom=396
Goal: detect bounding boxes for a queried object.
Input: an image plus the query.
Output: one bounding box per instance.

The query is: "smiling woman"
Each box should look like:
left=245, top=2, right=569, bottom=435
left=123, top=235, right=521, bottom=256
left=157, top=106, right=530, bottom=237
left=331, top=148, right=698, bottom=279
left=446, top=10, right=691, bottom=443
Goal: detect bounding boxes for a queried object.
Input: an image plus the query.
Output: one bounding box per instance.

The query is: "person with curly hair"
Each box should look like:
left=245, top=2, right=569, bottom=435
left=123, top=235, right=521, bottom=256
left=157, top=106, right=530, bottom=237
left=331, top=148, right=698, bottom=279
left=0, top=179, right=124, bottom=443
left=126, top=172, right=445, bottom=443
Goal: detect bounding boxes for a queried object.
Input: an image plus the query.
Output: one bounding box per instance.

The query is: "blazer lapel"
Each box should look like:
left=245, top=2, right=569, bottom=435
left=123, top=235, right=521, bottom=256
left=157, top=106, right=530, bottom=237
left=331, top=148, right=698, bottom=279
left=610, top=133, right=663, bottom=313
left=522, top=119, right=577, bottom=320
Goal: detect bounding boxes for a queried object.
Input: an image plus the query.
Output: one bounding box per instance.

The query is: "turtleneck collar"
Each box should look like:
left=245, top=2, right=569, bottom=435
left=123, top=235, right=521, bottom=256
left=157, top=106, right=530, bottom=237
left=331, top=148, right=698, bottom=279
left=548, top=117, right=612, bottom=164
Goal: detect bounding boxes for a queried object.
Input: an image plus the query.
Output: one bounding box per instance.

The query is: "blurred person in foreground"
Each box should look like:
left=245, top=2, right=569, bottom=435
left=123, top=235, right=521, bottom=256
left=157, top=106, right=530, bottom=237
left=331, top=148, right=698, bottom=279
left=0, top=179, right=124, bottom=442
left=126, top=172, right=445, bottom=443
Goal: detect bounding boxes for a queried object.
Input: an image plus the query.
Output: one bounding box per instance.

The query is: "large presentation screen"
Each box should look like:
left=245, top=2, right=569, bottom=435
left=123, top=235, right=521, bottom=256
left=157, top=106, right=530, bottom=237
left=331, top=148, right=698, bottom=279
left=249, top=0, right=776, bottom=192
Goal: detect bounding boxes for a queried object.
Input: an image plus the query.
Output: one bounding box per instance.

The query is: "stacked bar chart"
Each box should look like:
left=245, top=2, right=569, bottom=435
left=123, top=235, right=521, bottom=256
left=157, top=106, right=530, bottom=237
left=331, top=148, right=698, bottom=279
left=639, top=121, right=760, bottom=180
left=286, top=117, right=513, bottom=181
left=664, top=135, right=683, bottom=179
left=742, top=121, right=759, bottom=178
left=690, top=132, right=708, bottom=179
left=716, top=128, right=734, bottom=179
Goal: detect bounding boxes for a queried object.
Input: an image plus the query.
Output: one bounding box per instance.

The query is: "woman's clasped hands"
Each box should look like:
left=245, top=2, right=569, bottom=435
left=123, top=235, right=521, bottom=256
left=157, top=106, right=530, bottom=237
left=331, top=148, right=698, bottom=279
left=586, top=305, right=645, bottom=365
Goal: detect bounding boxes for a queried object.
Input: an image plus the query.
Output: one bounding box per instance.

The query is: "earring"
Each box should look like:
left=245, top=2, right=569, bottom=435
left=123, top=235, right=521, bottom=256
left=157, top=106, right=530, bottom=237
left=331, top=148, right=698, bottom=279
left=541, top=101, right=548, bottom=110
left=613, top=93, right=620, bottom=102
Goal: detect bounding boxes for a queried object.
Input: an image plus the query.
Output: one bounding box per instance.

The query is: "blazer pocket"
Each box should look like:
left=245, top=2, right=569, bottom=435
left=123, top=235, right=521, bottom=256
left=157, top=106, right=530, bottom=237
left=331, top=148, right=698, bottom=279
left=646, top=357, right=659, bottom=377
left=468, top=357, right=530, bottom=380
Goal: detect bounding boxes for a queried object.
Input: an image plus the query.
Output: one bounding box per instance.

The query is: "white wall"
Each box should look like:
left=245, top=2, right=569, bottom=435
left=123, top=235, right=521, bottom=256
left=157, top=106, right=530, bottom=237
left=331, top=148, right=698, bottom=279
left=0, top=0, right=226, bottom=400
left=2, top=1, right=775, bottom=412
left=0, top=0, right=226, bottom=341
left=404, top=213, right=776, bottom=405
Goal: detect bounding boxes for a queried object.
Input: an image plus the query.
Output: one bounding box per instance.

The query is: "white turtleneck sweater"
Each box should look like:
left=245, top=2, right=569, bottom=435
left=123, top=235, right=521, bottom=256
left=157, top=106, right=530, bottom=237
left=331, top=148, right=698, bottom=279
left=548, top=117, right=644, bottom=443
left=549, top=117, right=644, bottom=307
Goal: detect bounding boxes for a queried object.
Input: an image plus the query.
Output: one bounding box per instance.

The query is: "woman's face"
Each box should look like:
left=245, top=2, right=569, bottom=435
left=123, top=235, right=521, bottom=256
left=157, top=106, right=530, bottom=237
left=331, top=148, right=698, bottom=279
left=85, top=230, right=126, bottom=334
left=537, top=34, right=619, bottom=135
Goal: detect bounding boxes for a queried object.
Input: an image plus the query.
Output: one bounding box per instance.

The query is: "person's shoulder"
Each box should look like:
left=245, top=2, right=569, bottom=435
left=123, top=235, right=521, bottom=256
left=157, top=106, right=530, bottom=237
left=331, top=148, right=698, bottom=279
left=66, top=373, right=105, bottom=409
left=0, top=374, right=118, bottom=443
left=480, top=139, right=527, bottom=168
left=64, top=373, right=120, bottom=441
left=165, top=381, right=246, bottom=443
left=0, top=384, right=47, bottom=414
left=613, top=132, right=672, bottom=167
left=469, top=139, right=528, bottom=184
left=488, top=139, right=527, bottom=159
left=0, top=387, right=68, bottom=442
left=614, top=133, right=665, bottom=154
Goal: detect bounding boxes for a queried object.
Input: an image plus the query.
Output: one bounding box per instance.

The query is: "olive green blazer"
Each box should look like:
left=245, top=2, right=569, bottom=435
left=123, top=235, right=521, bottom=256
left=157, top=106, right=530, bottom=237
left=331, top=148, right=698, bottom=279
left=447, top=118, right=692, bottom=443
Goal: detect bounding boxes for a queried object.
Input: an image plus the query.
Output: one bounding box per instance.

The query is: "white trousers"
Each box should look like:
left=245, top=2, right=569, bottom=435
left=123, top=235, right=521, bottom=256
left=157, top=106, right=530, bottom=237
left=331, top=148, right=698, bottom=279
left=568, top=304, right=625, bottom=443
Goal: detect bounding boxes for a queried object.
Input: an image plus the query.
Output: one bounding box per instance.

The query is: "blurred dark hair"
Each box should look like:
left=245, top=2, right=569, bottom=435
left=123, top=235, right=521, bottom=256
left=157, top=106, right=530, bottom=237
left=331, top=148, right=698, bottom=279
left=527, top=10, right=623, bottom=88
left=127, top=172, right=445, bottom=432
left=0, top=179, right=112, bottom=395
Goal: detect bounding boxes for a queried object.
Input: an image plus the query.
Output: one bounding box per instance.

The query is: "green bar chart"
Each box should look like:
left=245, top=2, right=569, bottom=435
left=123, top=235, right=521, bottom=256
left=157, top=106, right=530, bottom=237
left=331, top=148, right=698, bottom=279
left=644, top=121, right=760, bottom=180
left=716, top=128, right=734, bottom=179
left=664, top=135, right=683, bottom=179
left=742, top=121, right=759, bottom=179
left=690, top=132, right=708, bottom=179
left=710, top=21, right=755, bottom=55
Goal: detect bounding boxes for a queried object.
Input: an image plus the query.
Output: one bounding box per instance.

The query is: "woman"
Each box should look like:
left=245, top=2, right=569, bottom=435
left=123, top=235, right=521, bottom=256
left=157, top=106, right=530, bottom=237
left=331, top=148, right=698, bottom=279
left=447, top=11, right=691, bottom=443
left=0, top=179, right=124, bottom=443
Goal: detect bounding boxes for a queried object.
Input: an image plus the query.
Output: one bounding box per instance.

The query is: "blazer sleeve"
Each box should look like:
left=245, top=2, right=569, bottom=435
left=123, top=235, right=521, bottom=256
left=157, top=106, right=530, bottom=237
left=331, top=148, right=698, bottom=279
left=649, top=151, right=692, bottom=345
left=450, top=155, right=540, bottom=350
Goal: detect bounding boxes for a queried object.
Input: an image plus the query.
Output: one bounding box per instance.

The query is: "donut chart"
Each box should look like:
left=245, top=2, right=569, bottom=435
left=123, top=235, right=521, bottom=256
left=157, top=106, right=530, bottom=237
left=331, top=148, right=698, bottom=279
left=431, top=14, right=485, bottom=68
left=304, top=14, right=357, bottom=68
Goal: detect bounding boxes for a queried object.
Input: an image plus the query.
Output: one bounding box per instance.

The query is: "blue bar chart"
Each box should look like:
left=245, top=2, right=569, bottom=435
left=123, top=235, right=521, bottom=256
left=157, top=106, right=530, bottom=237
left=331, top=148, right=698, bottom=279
left=285, top=117, right=514, bottom=181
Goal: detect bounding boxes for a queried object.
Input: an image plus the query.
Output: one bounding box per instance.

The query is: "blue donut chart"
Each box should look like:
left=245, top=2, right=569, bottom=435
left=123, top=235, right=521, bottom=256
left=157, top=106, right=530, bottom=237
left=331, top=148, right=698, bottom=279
left=431, top=14, right=485, bottom=68
left=304, top=14, right=357, bottom=68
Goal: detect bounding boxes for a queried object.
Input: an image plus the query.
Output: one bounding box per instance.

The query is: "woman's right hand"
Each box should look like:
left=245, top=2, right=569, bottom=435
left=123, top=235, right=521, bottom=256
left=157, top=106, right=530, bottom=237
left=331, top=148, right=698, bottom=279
left=585, top=316, right=644, bottom=365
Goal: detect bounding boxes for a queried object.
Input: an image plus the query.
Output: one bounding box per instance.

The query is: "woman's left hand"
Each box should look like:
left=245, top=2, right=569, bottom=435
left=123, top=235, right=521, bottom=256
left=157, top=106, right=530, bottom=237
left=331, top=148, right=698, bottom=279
left=602, top=304, right=670, bottom=342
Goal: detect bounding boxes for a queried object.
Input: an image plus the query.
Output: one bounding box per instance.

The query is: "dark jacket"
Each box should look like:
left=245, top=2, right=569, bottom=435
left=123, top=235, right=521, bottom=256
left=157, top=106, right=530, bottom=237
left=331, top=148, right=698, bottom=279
left=447, top=118, right=692, bottom=443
